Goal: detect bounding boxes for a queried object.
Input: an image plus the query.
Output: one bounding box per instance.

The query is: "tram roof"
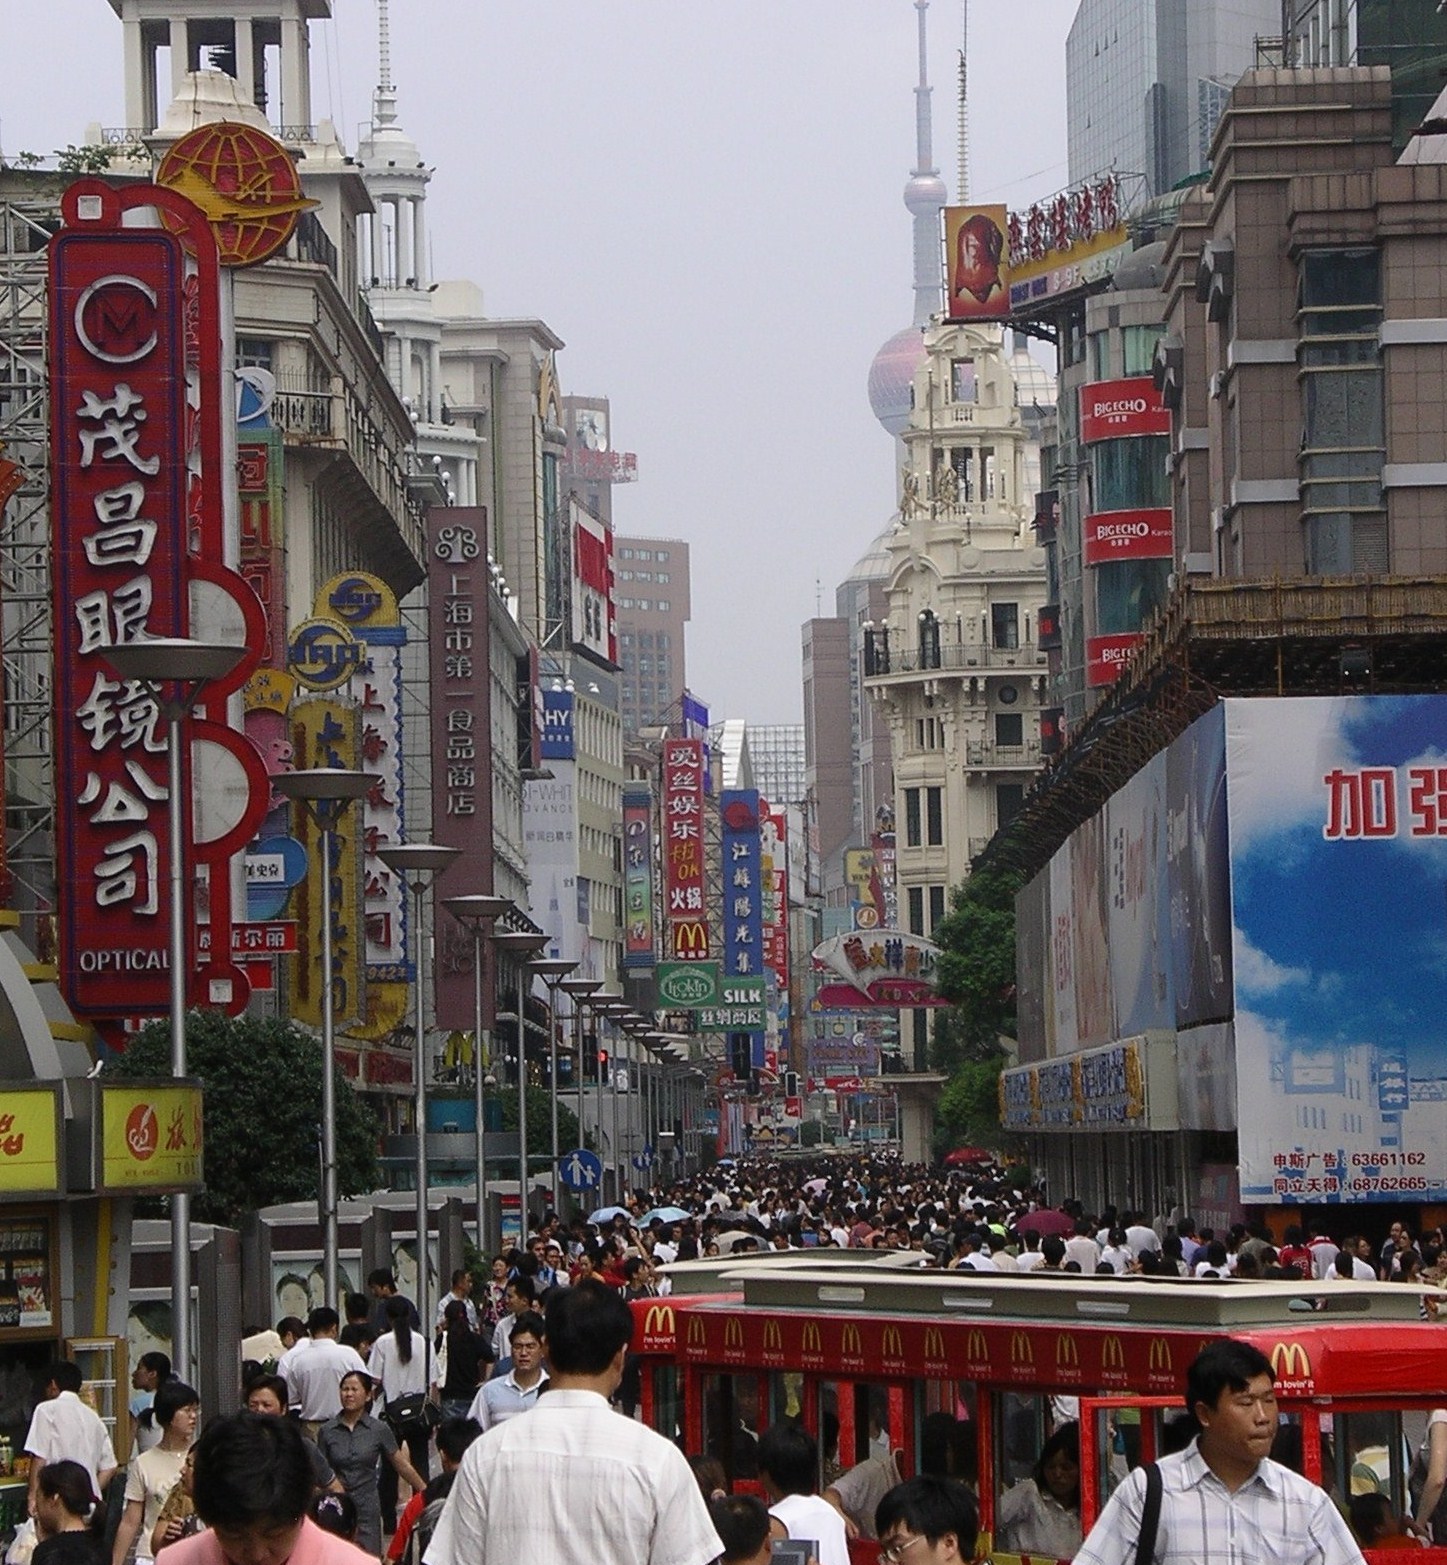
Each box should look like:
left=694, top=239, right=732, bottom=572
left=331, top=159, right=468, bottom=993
left=658, top=1248, right=926, bottom=1295
left=704, top=1265, right=1445, bottom=1327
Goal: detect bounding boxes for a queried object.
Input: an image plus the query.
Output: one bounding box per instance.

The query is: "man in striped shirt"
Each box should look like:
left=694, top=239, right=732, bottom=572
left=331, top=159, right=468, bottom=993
left=1075, top=1339, right=1365, bottom=1565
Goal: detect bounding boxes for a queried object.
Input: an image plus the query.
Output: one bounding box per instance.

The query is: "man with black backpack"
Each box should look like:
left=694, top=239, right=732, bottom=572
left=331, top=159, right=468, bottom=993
left=386, top=1418, right=480, bottom=1565
left=1075, top=1340, right=1365, bottom=1565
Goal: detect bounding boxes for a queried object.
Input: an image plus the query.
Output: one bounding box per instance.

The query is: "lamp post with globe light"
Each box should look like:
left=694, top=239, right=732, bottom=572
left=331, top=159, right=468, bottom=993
left=273, top=768, right=377, bottom=1313
left=102, top=636, right=248, bottom=1381
left=527, top=957, right=576, bottom=1209
left=378, top=842, right=459, bottom=1339
left=440, top=893, right=514, bottom=1251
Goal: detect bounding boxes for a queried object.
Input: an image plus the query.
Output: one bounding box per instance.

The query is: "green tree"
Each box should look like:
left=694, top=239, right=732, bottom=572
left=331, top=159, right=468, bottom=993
left=930, top=865, right=1024, bottom=1068
left=462, top=1085, right=584, bottom=1166
left=798, top=1119, right=827, bottom=1148
left=103, top=1011, right=380, bottom=1225
left=935, top=1057, right=1009, bottom=1155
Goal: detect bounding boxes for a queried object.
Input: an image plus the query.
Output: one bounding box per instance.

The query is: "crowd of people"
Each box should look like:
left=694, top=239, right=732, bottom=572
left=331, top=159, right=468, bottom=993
left=6, top=1154, right=1447, bottom=1565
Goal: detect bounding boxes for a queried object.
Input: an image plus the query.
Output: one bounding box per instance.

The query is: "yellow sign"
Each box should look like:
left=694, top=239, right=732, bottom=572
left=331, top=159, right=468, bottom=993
left=1010, top=1330, right=1034, bottom=1367
left=1102, top=1335, right=1127, bottom=1371
left=643, top=1304, right=674, bottom=1338
left=1056, top=1334, right=1080, bottom=1369
left=100, top=1082, right=203, bottom=1192
left=1270, top=1341, right=1312, bottom=1382
left=0, top=1087, right=62, bottom=1196
left=844, top=849, right=875, bottom=889
left=925, top=1327, right=949, bottom=1362
left=762, top=1320, right=783, bottom=1353
left=801, top=1321, right=823, bottom=1355
left=966, top=1329, right=989, bottom=1365
left=881, top=1325, right=904, bottom=1359
left=1148, top=1337, right=1173, bottom=1374
left=687, top=1316, right=707, bottom=1349
left=723, top=1316, right=744, bottom=1350
left=841, top=1323, right=863, bottom=1358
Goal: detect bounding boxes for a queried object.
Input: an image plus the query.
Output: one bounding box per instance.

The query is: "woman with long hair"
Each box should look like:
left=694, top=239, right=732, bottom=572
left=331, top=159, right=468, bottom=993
left=33, top=1462, right=103, bottom=1565
left=317, top=1372, right=425, bottom=1557
left=995, top=1422, right=1082, bottom=1560
left=366, top=1299, right=430, bottom=1538
left=432, top=1298, right=490, bottom=1422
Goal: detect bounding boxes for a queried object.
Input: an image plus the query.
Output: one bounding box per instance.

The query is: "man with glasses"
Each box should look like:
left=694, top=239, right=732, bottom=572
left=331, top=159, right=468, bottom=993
left=874, top=1476, right=978, bottom=1565
left=1074, top=1339, right=1366, bottom=1565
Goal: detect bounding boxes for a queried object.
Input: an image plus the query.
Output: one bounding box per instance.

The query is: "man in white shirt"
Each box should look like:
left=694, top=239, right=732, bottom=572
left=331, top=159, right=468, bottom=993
left=490, top=1276, right=538, bottom=1367
left=24, top=1360, right=118, bottom=1517
left=281, top=1307, right=367, bottom=1429
left=1063, top=1221, right=1101, bottom=1274
left=1014, top=1234, right=1045, bottom=1272
left=434, top=1270, right=479, bottom=1332
left=1075, top=1338, right=1365, bottom=1565
left=425, top=1282, right=722, bottom=1565
left=756, top=1422, right=850, bottom=1565
left=1124, top=1214, right=1161, bottom=1257
left=466, top=1313, right=548, bottom=1431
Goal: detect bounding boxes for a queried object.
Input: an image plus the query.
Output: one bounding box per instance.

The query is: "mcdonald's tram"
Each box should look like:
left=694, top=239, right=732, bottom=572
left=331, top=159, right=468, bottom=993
left=661, top=1264, right=1447, bottom=1565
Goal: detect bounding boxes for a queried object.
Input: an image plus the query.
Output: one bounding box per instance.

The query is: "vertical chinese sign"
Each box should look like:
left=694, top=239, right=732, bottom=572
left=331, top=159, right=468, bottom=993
left=661, top=739, right=708, bottom=961
left=621, top=787, right=656, bottom=970
left=761, top=799, right=790, bottom=1018
left=427, top=508, right=494, bottom=1034
left=721, top=790, right=765, bottom=1069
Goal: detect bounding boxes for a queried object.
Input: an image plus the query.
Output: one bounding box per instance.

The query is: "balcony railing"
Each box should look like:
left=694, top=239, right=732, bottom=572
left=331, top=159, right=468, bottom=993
left=864, top=641, right=1046, bottom=677
left=964, top=740, right=1043, bottom=769
left=288, top=210, right=338, bottom=279
left=343, top=383, right=426, bottom=561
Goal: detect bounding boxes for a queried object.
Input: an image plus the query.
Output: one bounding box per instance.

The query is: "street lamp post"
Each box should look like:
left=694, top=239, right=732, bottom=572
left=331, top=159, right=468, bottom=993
left=441, top=894, right=514, bottom=1254
left=273, top=769, right=377, bottom=1313
left=490, top=929, right=548, bottom=1226
left=559, top=978, right=600, bottom=1173
left=528, top=959, right=577, bottom=1211
left=103, top=636, right=248, bottom=1383
left=378, top=842, right=459, bottom=1344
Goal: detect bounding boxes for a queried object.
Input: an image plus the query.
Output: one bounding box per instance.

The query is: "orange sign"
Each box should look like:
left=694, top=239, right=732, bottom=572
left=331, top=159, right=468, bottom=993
left=157, top=122, right=316, bottom=267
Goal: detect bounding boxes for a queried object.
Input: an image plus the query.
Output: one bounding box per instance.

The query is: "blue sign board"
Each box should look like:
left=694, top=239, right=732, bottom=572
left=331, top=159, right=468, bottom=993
left=540, top=688, right=575, bottom=761
left=559, top=1147, right=603, bottom=1191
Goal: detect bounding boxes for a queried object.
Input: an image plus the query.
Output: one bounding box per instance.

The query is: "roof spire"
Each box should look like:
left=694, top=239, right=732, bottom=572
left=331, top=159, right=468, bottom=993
left=957, top=0, right=970, bottom=203
left=903, top=0, right=947, bottom=325
left=374, top=0, right=397, bottom=128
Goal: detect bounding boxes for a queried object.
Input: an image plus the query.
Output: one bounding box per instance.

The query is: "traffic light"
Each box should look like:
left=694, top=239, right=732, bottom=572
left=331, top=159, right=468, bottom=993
left=729, top=1033, right=751, bottom=1080
left=597, top=1048, right=608, bottom=1084
left=784, top=1070, right=800, bottom=1098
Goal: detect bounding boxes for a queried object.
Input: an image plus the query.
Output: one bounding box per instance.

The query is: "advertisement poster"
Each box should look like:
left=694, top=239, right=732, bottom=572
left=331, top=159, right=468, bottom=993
left=1226, top=696, right=1447, bottom=1202
left=1070, top=816, right=1114, bottom=1049
left=1168, top=705, right=1233, bottom=1029
left=943, top=205, right=1010, bottom=322
left=1106, top=752, right=1174, bottom=1036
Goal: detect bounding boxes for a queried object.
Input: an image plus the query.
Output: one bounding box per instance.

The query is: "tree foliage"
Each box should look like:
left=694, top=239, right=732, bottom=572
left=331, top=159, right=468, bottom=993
left=104, top=1011, right=380, bottom=1226
left=935, top=1057, right=1009, bottom=1154
left=479, top=1085, right=584, bottom=1163
left=930, top=865, right=1024, bottom=1067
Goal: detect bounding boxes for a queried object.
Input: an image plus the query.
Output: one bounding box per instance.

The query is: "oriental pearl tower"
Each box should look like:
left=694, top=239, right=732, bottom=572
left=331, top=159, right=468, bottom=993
left=867, top=0, right=949, bottom=442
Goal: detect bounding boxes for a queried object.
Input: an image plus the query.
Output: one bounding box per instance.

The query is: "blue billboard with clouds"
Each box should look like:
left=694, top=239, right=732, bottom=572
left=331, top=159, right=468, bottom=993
left=1227, top=696, right=1447, bottom=1203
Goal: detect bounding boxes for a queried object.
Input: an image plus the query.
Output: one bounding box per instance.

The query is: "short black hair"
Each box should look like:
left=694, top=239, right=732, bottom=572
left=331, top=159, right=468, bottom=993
left=276, top=1316, right=305, bottom=1340
left=1349, top=1492, right=1396, bottom=1545
left=47, top=1362, right=82, bottom=1394
left=709, top=1494, right=771, bottom=1563
left=875, top=1476, right=978, bottom=1550
left=1041, top=1235, right=1066, bottom=1265
left=1185, top=1338, right=1274, bottom=1414
left=508, top=1310, right=545, bottom=1347
left=153, top=1379, right=199, bottom=1428
left=507, top=1274, right=537, bottom=1303
left=435, top=1418, right=483, bottom=1465
left=138, top=1352, right=172, bottom=1380
left=242, top=1374, right=289, bottom=1410
left=367, top=1269, right=396, bottom=1291
left=306, top=1307, right=339, bottom=1335
left=309, top=1491, right=356, bottom=1540
left=192, top=1412, right=313, bottom=1530
left=757, top=1421, right=816, bottom=1498
left=344, top=1293, right=371, bottom=1322
left=543, top=1280, right=633, bottom=1374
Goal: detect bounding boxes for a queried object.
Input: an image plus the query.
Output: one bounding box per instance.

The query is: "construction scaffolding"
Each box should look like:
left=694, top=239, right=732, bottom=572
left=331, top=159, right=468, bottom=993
left=977, top=573, right=1447, bottom=884
left=0, top=182, right=64, bottom=955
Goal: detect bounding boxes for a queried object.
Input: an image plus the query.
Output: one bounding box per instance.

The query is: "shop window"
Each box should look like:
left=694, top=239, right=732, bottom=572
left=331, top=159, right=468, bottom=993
left=908, top=886, right=925, bottom=935
left=1090, top=435, right=1170, bottom=512
left=1122, top=325, right=1164, bottom=376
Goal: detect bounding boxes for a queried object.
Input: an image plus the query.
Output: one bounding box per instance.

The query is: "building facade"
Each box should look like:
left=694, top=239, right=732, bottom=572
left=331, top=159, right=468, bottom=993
left=1066, top=0, right=1281, bottom=194
left=614, top=535, right=691, bottom=735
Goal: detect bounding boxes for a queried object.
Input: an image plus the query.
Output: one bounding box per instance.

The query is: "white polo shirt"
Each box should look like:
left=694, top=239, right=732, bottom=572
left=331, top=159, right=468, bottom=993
left=24, top=1390, right=117, bottom=1492
left=283, top=1337, right=368, bottom=1421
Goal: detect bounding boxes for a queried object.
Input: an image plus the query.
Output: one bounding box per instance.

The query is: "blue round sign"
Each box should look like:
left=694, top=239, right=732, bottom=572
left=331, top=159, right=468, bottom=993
left=559, top=1148, right=603, bottom=1192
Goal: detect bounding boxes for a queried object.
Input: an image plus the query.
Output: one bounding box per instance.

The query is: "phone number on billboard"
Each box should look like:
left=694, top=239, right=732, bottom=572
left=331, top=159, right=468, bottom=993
left=1346, top=1176, right=1431, bottom=1193
left=1348, top=1151, right=1427, bottom=1166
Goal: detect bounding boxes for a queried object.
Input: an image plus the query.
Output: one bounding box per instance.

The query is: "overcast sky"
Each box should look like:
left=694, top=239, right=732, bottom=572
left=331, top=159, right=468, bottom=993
left=9, top=0, right=1078, bottom=724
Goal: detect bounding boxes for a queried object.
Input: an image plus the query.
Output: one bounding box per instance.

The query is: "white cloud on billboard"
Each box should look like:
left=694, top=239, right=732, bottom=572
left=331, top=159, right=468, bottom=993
left=1225, top=698, right=1354, bottom=856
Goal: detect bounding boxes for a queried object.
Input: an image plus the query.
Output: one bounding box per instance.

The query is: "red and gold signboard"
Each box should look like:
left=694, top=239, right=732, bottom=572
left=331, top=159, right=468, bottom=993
left=1083, top=508, right=1174, bottom=566
left=1079, top=377, right=1171, bottom=444
left=1087, top=633, right=1144, bottom=688
left=662, top=738, right=708, bottom=962
left=157, top=123, right=311, bottom=269
left=943, top=204, right=1010, bottom=322
left=50, top=204, right=192, bottom=1015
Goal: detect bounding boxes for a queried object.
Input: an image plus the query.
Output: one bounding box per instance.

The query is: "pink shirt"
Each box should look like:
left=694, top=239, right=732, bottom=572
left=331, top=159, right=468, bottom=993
left=163, top=1518, right=375, bottom=1565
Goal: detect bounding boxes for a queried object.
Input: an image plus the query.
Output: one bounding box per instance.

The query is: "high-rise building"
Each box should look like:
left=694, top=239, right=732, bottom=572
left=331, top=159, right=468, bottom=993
left=743, top=725, right=808, bottom=808
left=1284, top=0, right=1447, bottom=153
left=1066, top=0, right=1280, bottom=194
left=614, top=535, right=691, bottom=735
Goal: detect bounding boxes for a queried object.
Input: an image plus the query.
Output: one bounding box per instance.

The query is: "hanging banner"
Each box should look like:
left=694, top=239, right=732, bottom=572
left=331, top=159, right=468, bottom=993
left=622, top=787, right=656, bottom=969
left=943, top=204, right=1010, bottom=322
left=662, top=738, right=709, bottom=961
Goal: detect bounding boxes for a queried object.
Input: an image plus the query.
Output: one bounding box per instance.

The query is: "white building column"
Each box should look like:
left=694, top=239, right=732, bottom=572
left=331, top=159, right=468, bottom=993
left=280, top=14, right=309, bottom=130
left=169, top=18, right=190, bottom=101
left=412, top=196, right=428, bottom=287
left=369, top=211, right=383, bottom=286
left=234, top=18, right=256, bottom=108
left=122, top=14, right=147, bottom=130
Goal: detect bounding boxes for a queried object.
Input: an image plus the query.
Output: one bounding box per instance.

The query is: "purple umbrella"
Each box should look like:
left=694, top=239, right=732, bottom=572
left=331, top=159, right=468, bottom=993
left=1016, top=1208, right=1076, bottom=1238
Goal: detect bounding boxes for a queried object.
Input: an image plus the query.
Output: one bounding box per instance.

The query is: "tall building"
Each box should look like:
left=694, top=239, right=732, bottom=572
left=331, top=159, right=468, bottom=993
left=614, top=536, right=691, bottom=735
left=1066, top=0, right=1281, bottom=194
left=1284, top=0, right=1447, bottom=153
left=743, top=725, right=808, bottom=808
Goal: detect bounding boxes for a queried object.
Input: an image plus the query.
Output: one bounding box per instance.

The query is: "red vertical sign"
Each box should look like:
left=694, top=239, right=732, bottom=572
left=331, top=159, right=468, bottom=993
left=662, top=738, right=709, bottom=960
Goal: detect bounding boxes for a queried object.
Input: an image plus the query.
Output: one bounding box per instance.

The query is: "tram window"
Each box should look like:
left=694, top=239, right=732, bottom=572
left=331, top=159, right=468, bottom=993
left=701, top=1372, right=760, bottom=1483
left=1333, top=1412, right=1409, bottom=1505
left=769, top=1371, right=806, bottom=1429
left=651, top=1365, right=681, bottom=1447
left=996, top=1392, right=1049, bottom=1490
left=916, top=1381, right=976, bottom=1484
